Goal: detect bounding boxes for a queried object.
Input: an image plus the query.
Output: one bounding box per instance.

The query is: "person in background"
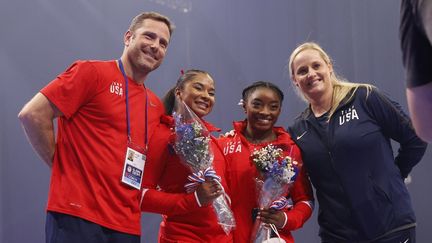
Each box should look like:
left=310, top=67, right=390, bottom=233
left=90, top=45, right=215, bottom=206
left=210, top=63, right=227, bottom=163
left=141, top=69, right=233, bottom=242
left=288, top=41, right=427, bottom=243
left=400, top=0, right=432, bottom=142
left=18, top=12, right=174, bottom=243
left=219, top=81, right=314, bottom=243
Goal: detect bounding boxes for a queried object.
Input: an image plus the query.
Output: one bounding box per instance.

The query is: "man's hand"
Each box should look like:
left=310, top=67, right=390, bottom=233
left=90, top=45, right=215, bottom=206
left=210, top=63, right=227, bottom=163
left=18, top=92, right=62, bottom=167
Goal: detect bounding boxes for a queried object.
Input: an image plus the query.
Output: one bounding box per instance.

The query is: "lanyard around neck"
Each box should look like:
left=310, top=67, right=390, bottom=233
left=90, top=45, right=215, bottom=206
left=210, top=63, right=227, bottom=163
left=118, top=59, right=148, bottom=149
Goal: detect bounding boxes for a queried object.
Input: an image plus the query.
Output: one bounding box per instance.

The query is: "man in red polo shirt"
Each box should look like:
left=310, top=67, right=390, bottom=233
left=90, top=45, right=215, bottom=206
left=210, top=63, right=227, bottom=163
left=18, top=11, right=174, bottom=243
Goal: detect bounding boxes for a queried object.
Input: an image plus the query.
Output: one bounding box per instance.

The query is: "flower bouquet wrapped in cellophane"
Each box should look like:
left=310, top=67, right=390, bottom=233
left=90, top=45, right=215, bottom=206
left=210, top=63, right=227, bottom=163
left=172, top=100, right=235, bottom=234
left=250, top=144, right=300, bottom=243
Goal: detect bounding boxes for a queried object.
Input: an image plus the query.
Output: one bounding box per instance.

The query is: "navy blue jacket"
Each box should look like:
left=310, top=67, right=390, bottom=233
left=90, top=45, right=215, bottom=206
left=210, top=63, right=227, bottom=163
left=288, top=87, right=427, bottom=242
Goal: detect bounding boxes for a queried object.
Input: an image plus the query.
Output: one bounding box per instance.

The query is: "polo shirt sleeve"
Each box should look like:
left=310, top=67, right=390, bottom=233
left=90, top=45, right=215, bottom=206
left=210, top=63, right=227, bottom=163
left=40, top=61, right=99, bottom=119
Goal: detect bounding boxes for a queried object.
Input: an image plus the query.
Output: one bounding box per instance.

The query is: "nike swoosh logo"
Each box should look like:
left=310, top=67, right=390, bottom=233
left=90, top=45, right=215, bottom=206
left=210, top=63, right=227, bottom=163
left=149, top=102, right=157, bottom=107
left=297, top=131, right=307, bottom=140
left=401, top=239, right=409, bottom=243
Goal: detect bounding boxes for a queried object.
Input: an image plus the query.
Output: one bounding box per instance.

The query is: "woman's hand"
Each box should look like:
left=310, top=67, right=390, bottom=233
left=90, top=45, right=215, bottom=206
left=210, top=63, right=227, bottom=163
left=257, top=208, right=286, bottom=229
left=195, top=178, right=223, bottom=206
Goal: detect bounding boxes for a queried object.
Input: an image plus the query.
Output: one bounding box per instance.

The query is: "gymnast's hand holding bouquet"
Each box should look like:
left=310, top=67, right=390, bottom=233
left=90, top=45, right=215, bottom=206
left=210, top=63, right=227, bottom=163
left=173, top=99, right=235, bottom=234
left=251, top=145, right=299, bottom=243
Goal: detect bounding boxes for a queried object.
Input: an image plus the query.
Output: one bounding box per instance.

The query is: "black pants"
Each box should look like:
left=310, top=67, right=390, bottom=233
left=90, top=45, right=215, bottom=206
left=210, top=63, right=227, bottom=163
left=45, top=211, right=140, bottom=243
left=321, top=227, right=416, bottom=243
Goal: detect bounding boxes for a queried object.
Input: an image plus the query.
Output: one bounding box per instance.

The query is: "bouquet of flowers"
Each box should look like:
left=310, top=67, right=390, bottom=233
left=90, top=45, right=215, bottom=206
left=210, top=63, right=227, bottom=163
left=172, top=100, right=235, bottom=234
left=250, top=144, right=300, bottom=243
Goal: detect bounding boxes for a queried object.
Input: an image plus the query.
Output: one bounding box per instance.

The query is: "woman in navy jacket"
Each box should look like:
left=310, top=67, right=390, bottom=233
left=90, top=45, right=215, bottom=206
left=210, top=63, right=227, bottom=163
left=287, top=42, right=427, bottom=243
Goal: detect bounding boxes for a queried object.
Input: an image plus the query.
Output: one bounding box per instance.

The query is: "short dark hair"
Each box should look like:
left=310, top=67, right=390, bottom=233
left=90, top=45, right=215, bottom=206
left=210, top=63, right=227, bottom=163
left=242, top=81, right=284, bottom=104
left=129, top=12, right=175, bottom=36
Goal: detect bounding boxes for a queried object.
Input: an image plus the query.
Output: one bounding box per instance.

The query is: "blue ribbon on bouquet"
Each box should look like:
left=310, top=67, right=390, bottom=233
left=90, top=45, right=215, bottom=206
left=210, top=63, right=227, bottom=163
left=184, top=167, right=221, bottom=193
left=270, top=196, right=292, bottom=210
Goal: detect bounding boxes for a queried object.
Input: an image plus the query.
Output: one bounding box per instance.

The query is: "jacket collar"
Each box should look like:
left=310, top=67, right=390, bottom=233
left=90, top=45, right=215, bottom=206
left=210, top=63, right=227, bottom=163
left=232, top=120, right=291, bottom=145
left=161, top=114, right=221, bottom=133
left=300, top=88, right=356, bottom=121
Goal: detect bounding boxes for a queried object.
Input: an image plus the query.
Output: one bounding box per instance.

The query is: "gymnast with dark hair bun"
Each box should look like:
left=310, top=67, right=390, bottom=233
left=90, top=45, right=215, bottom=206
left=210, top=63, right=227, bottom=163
left=141, top=69, right=233, bottom=242
left=218, top=81, right=314, bottom=243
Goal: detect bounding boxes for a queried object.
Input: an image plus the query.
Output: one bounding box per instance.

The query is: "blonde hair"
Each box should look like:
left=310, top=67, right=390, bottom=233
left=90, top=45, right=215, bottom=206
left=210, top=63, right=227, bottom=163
left=288, top=42, right=373, bottom=118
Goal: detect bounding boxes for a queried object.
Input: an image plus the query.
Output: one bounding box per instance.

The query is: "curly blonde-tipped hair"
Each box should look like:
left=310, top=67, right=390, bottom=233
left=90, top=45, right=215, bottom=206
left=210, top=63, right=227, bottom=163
left=288, top=42, right=373, bottom=118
